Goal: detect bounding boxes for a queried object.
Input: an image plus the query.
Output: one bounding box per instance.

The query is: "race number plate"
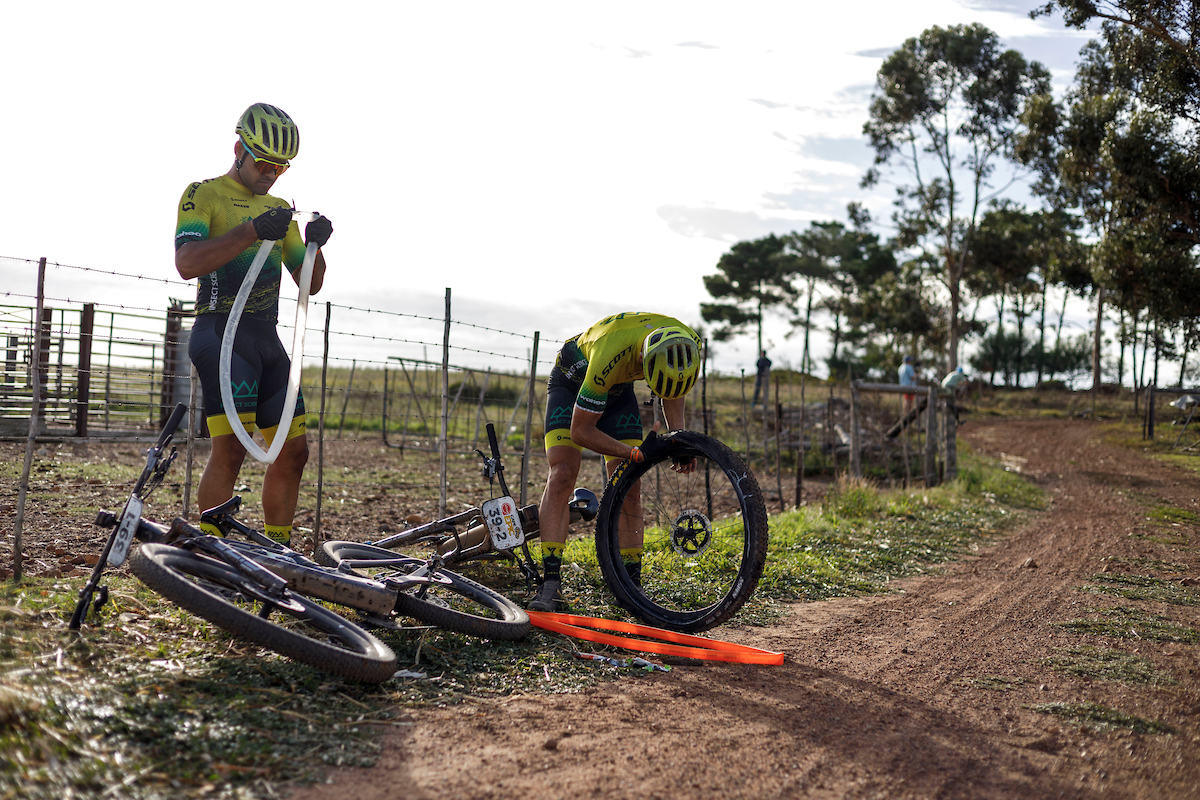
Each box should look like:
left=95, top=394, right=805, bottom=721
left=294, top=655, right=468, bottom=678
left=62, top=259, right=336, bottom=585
left=482, top=496, right=524, bottom=551
left=107, top=495, right=143, bottom=567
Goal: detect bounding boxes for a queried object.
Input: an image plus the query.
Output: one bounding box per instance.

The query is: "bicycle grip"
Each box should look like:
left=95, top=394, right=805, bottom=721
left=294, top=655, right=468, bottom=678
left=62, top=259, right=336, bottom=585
left=486, top=423, right=501, bottom=458
left=158, top=403, right=188, bottom=447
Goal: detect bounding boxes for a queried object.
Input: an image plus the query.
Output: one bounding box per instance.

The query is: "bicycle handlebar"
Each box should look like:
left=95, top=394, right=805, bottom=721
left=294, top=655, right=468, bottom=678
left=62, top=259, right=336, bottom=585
left=160, top=403, right=187, bottom=449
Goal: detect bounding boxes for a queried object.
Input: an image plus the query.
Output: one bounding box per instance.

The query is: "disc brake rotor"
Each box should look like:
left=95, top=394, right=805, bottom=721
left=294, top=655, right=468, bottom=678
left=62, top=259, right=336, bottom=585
left=671, top=510, right=712, bottom=557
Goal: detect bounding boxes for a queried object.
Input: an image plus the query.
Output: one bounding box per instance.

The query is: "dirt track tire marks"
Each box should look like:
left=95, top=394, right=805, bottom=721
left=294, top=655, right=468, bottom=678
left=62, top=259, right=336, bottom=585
left=288, top=417, right=1200, bottom=800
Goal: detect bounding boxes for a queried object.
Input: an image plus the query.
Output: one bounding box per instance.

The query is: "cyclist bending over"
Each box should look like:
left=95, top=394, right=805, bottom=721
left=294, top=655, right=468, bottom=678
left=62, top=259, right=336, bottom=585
left=530, top=312, right=702, bottom=612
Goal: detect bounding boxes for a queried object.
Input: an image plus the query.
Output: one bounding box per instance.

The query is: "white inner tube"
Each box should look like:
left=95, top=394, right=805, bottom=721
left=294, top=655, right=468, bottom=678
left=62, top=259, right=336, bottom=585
left=218, top=233, right=319, bottom=464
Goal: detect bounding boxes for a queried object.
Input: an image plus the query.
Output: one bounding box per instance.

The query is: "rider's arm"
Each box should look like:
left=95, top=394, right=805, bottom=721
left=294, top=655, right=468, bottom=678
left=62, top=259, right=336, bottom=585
left=569, top=407, right=637, bottom=460
left=287, top=250, right=326, bottom=295
left=175, top=222, right=259, bottom=280
left=661, top=397, right=687, bottom=431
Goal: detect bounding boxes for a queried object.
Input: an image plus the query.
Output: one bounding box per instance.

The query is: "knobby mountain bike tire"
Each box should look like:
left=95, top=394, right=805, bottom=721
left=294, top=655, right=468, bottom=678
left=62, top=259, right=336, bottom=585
left=595, top=430, right=770, bottom=632
left=318, top=541, right=530, bottom=641
left=130, top=544, right=397, bottom=683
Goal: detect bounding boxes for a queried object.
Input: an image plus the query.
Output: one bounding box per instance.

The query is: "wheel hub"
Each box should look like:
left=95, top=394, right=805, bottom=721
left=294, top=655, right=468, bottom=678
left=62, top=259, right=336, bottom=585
left=671, top=510, right=712, bottom=557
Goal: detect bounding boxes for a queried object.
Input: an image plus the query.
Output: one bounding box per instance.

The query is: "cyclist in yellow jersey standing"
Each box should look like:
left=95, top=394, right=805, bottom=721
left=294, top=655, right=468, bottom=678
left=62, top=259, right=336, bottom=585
left=174, top=103, right=333, bottom=546
left=530, top=312, right=702, bottom=611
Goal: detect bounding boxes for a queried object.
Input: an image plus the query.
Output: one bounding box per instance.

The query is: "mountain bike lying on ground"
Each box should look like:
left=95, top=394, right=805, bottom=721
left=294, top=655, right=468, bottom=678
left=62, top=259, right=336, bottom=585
left=323, top=418, right=770, bottom=633
left=68, top=404, right=527, bottom=683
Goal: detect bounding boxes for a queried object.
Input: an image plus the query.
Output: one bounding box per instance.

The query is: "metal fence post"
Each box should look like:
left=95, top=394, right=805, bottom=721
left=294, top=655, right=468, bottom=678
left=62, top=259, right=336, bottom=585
left=440, top=289, right=451, bottom=519
left=520, top=332, right=540, bottom=506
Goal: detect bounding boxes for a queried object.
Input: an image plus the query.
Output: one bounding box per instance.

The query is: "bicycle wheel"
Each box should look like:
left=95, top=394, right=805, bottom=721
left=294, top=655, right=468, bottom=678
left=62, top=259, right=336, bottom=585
left=595, top=430, right=770, bottom=632
left=318, top=541, right=530, bottom=641
left=130, top=543, right=397, bottom=683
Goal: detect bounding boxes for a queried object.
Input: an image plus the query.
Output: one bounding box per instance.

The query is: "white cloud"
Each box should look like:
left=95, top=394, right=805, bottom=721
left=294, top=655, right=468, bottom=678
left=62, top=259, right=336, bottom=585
left=0, top=0, right=1096, bottom=377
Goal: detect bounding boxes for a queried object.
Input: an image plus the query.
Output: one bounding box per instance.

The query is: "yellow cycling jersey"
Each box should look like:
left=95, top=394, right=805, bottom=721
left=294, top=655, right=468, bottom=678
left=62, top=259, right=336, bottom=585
left=557, top=312, right=699, bottom=414
left=174, top=174, right=306, bottom=321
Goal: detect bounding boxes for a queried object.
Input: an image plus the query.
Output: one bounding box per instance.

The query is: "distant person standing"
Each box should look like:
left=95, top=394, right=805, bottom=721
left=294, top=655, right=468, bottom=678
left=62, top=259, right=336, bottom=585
left=752, top=350, right=772, bottom=407
left=175, top=103, right=333, bottom=546
left=898, top=354, right=918, bottom=415
left=941, top=366, right=968, bottom=423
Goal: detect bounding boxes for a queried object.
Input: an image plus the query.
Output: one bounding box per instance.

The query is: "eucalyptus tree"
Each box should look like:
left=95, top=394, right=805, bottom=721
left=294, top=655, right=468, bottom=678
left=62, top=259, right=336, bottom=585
left=788, top=204, right=897, bottom=377
left=1020, top=33, right=1198, bottom=395
left=700, top=233, right=798, bottom=356
left=862, top=23, right=1051, bottom=372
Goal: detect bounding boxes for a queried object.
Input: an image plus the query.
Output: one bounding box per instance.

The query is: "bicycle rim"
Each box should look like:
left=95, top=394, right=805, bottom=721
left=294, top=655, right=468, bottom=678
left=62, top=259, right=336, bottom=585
left=130, top=543, right=397, bottom=683
left=595, top=430, right=770, bottom=632
left=319, top=541, right=530, bottom=641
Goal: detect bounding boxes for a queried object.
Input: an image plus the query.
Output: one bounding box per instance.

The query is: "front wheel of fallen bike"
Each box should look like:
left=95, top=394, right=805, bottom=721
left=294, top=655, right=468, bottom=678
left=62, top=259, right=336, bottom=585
left=130, top=543, right=397, bottom=683
left=318, top=541, right=530, bottom=641
left=595, top=430, right=770, bottom=633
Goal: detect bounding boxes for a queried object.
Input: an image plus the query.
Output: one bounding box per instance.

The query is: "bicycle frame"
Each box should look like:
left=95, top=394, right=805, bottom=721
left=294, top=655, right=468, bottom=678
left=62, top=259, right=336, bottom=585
left=366, top=422, right=598, bottom=581
left=68, top=403, right=187, bottom=630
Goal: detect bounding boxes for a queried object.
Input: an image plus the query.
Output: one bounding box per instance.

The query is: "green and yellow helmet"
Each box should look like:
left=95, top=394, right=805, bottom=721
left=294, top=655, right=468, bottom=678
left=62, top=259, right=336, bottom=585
left=235, top=103, right=299, bottom=162
left=642, top=326, right=701, bottom=399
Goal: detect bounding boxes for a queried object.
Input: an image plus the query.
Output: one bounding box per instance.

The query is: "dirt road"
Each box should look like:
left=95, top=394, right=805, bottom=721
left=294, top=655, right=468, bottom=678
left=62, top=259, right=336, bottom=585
left=289, top=417, right=1200, bottom=800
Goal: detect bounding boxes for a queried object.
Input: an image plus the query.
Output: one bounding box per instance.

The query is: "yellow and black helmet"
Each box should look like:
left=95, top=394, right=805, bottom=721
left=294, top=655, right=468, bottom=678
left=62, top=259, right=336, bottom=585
left=642, top=326, right=701, bottom=399
left=235, top=103, right=299, bottom=162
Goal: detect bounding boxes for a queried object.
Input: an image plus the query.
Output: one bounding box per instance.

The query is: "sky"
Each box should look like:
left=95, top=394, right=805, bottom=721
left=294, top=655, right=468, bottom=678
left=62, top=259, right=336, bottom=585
left=0, top=1, right=1099, bottom=378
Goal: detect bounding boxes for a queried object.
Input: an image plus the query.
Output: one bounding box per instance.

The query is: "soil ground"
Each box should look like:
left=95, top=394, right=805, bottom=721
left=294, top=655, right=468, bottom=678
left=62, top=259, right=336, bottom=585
left=281, top=416, right=1200, bottom=800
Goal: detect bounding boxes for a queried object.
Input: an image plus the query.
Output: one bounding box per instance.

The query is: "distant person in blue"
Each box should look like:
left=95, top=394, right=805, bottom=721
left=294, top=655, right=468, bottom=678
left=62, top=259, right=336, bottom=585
left=752, top=350, right=771, bottom=407
left=898, top=354, right=918, bottom=414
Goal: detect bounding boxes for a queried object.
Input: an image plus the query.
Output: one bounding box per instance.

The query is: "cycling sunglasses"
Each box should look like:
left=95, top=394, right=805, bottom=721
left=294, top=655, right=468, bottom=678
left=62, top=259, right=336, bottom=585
left=240, top=140, right=290, bottom=177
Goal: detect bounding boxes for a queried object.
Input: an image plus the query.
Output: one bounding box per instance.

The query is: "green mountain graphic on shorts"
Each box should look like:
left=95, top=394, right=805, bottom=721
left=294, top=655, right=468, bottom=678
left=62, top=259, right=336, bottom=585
left=229, top=380, right=259, bottom=399
left=547, top=407, right=573, bottom=426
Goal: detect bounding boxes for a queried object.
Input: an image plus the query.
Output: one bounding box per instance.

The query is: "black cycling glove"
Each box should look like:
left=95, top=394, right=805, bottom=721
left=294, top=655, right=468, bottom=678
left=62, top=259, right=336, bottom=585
left=252, top=206, right=293, bottom=240
left=305, top=214, right=333, bottom=248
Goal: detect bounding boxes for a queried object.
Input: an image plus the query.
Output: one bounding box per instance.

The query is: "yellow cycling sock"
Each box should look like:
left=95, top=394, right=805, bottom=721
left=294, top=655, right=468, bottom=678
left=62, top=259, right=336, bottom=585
left=541, top=542, right=565, bottom=582
left=199, top=522, right=223, bottom=537
left=264, top=524, right=292, bottom=546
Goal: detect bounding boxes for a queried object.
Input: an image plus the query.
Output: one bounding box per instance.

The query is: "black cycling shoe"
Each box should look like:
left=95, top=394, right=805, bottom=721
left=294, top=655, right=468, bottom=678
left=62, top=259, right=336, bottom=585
left=527, top=579, right=562, bottom=612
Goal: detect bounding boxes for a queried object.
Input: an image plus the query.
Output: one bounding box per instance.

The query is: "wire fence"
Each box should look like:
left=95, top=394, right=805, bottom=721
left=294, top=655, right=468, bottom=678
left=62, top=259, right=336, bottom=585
left=0, top=256, right=554, bottom=446
left=2, top=254, right=973, bottom=549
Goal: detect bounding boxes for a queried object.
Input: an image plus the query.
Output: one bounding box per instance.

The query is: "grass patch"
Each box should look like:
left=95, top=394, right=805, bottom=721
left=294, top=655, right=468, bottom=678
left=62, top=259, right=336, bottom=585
left=1027, top=702, right=1173, bottom=734
left=0, top=576, right=616, bottom=800
left=742, top=450, right=1044, bottom=610
left=1101, top=557, right=1188, bottom=573
left=1146, top=506, right=1200, bottom=526
left=1081, top=574, right=1200, bottom=606
left=1, top=434, right=1045, bottom=796
left=1055, top=606, right=1200, bottom=643
left=1044, top=645, right=1176, bottom=686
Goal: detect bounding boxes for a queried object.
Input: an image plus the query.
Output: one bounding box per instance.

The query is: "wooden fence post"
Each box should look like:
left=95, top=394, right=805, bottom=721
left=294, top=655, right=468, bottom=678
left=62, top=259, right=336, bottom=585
left=944, top=391, right=958, bottom=481
left=13, top=258, right=47, bottom=581
left=76, top=303, right=94, bottom=437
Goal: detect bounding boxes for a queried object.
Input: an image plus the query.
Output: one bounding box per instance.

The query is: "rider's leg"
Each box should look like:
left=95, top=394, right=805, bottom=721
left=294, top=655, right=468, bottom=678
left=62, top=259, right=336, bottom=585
left=260, top=428, right=309, bottom=545
left=197, top=432, right=248, bottom=536
left=610, top=456, right=644, bottom=586
left=529, top=444, right=581, bottom=611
